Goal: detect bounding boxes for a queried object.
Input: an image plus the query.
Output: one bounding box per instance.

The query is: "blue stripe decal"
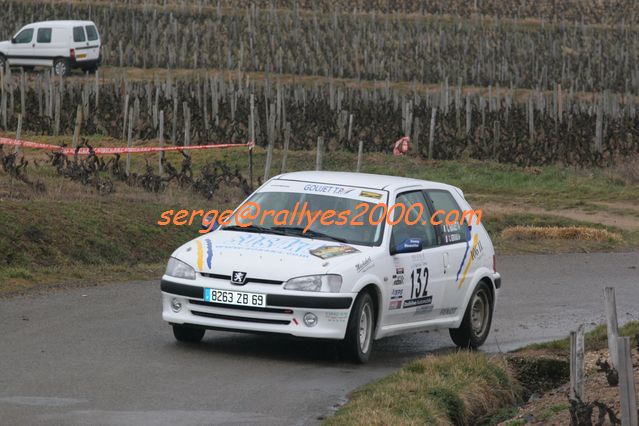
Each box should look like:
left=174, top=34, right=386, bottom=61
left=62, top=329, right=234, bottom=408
left=455, top=226, right=472, bottom=282
left=205, top=239, right=213, bottom=269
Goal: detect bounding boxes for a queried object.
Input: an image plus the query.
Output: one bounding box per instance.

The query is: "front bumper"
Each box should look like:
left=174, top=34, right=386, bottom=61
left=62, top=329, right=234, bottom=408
left=161, top=279, right=355, bottom=339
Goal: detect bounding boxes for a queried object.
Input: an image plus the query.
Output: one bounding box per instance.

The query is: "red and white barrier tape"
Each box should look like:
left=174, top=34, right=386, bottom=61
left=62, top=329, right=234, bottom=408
left=0, top=137, right=254, bottom=156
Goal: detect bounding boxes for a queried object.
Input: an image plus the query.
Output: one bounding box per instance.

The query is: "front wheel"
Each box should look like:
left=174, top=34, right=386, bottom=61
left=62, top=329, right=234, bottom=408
left=342, top=292, right=375, bottom=363
left=449, top=281, right=493, bottom=349
left=53, top=58, right=70, bottom=77
left=172, top=324, right=205, bottom=343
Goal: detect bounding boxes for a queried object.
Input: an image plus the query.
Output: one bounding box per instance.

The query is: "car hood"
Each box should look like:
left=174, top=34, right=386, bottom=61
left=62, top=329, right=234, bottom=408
left=171, top=230, right=375, bottom=281
left=0, top=41, right=10, bottom=52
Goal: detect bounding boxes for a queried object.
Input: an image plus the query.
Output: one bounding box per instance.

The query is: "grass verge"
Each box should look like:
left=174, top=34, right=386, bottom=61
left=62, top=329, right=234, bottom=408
left=324, top=351, right=519, bottom=426
left=520, top=321, right=639, bottom=355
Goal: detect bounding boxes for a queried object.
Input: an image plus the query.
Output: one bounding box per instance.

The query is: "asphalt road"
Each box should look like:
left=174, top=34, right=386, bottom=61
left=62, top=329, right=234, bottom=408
left=1, top=252, right=638, bottom=425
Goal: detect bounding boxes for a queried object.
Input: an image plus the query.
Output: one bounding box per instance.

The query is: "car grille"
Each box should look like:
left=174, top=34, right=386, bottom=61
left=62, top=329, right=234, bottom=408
left=189, top=299, right=293, bottom=314
left=199, top=272, right=283, bottom=285
left=190, top=310, right=291, bottom=325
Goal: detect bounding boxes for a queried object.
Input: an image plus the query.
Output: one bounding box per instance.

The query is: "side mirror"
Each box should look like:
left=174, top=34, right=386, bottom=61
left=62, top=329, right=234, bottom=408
left=11, top=37, right=16, bottom=44
left=391, top=237, right=423, bottom=255
left=201, top=218, right=219, bottom=233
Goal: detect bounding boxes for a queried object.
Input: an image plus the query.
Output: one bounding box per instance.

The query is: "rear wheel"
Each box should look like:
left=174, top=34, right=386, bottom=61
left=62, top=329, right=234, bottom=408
left=342, top=291, right=375, bottom=363
left=172, top=324, right=205, bottom=343
left=449, top=281, right=493, bottom=349
left=53, top=58, right=70, bottom=77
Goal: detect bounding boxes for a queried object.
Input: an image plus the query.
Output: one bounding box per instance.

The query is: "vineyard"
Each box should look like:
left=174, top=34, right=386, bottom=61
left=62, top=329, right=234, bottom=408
left=0, top=0, right=638, bottom=171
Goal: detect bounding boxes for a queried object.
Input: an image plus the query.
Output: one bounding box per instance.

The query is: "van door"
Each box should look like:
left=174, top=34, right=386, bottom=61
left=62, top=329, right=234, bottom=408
left=73, top=25, right=100, bottom=66
left=7, top=27, right=36, bottom=66
left=33, top=27, right=55, bottom=66
left=386, top=190, right=447, bottom=325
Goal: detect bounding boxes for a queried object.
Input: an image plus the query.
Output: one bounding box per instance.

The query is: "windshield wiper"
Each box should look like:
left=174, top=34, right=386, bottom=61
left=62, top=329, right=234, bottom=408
left=222, top=225, right=288, bottom=236
left=272, top=226, right=350, bottom=243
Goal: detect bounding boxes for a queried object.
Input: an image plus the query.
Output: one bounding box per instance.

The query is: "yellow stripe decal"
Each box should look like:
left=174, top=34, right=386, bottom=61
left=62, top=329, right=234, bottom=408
left=458, top=234, right=479, bottom=288
left=196, top=240, right=204, bottom=271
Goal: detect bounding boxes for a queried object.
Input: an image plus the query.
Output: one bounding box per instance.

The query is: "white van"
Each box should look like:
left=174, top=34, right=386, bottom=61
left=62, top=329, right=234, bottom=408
left=0, top=21, right=101, bottom=76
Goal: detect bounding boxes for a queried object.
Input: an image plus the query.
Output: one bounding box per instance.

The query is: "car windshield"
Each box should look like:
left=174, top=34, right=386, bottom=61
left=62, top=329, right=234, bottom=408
left=222, top=190, right=386, bottom=246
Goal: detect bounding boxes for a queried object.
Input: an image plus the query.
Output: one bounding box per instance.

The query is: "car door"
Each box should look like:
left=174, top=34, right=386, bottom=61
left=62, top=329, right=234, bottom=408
left=424, top=189, right=476, bottom=316
left=385, top=190, right=447, bottom=325
left=7, top=27, right=36, bottom=66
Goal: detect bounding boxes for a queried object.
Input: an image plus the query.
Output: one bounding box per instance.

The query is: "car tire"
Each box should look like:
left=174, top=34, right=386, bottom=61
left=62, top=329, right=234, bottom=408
left=172, top=324, right=205, bottom=343
left=342, top=291, right=375, bottom=363
left=449, top=281, right=493, bottom=349
left=53, top=58, right=70, bottom=77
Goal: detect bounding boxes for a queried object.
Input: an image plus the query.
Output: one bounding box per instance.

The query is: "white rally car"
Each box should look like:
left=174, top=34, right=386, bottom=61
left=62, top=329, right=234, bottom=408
left=161, top=171, right=501, bottom=363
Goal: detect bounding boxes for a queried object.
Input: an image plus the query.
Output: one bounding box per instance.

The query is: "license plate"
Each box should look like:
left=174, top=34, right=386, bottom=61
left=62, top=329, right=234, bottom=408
left=203, top=288, right=266, bottom=307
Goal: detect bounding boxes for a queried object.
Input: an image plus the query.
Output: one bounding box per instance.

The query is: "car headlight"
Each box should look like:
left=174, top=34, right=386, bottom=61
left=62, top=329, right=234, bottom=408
left=283, top=274, right=342, bottom=292
left=165, top=257, right=196, bottom=280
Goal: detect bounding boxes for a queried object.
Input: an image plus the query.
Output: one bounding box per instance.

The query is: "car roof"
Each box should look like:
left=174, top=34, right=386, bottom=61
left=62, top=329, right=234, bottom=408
left=26, top=21, right=96, bottom=27
left=275, top=171, right=461, bottom=194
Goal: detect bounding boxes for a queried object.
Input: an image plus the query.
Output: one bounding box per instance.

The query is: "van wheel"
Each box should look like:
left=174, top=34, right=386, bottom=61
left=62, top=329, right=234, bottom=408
left=53, top=58, right=70, bottom=77
left=342, top=291, right=375, bottom=363
left=172, top=324, right=205, bottom=343
left=449, top=281, right=493, bottom=349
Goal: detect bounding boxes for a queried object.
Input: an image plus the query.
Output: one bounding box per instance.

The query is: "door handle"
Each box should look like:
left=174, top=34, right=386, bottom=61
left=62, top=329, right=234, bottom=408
left=443, top=252, right=449, bottom=272
left=32, top=43, right=35, bottom=47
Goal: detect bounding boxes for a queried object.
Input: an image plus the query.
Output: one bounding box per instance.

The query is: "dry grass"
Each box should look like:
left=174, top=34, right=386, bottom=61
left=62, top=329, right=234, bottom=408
left=501, top=226, right=622, bottom=242
left=324, top=351, right=519, bottom=426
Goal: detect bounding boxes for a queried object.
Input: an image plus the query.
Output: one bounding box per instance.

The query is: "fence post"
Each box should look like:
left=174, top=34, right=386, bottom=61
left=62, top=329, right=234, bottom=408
left=315, top=137, right=324, bottom=171
left=569, top=324, right=585, bottom=401
left=72, top=105, right=82, bottom=150
left=428, top=107, right=437, bottom=160
left=14, top=114, right=22, bottom=154
left=126, top=107, right=133, bottom=177
left=616, top=336, right=638, bottom=426
left=280, top=122, right=290, bottom=174
left=604, top=287, right=620, bottom=368
left=356, top=140, right=364, bottom=172
left=158, top=110, right=164, bottom=176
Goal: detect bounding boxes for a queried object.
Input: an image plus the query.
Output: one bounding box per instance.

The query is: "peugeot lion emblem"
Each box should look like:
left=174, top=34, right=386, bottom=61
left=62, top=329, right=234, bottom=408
left=231, top=271, right=247, bottom=285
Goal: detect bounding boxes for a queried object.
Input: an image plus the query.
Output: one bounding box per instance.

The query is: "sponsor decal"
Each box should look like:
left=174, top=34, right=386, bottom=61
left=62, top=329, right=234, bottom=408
left=359, top=190, right=383, bottom=199
left=196, top=240, right=204, bottom=270
left=414, top=305, right=434, bottom=315
left=403, top=295, right=433, bottom=308
left=392, top=266, right=405, bottom=286
left=388, top=300, right=402, bottom=310
left=218, top=234, right=323, bottom=258
left=325, top=311, right=349, bottom=323
left=391, top=288, right=403, bottom=300
left=303, top=184, right=355, bottom=195
left=355, top=257, right=374, bottom=273
left=231, top=271, right=248, bottom=285
left=440, top=307, right=458, bottom=315
left=310, top=244, right=360, bottom=259
left=205, top=239, right=213, bottom=269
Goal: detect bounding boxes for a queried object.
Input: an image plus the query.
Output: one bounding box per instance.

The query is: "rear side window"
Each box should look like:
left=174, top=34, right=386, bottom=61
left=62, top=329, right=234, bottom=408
left=425, top=190, right=470, bottom=245
left=14, top=28, right=34, bottom=44
left=73, top=26, right=86, bottom=42
left=85, top=25, right=99, bottom=41
left=37, top=28, right=52, bottom=43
